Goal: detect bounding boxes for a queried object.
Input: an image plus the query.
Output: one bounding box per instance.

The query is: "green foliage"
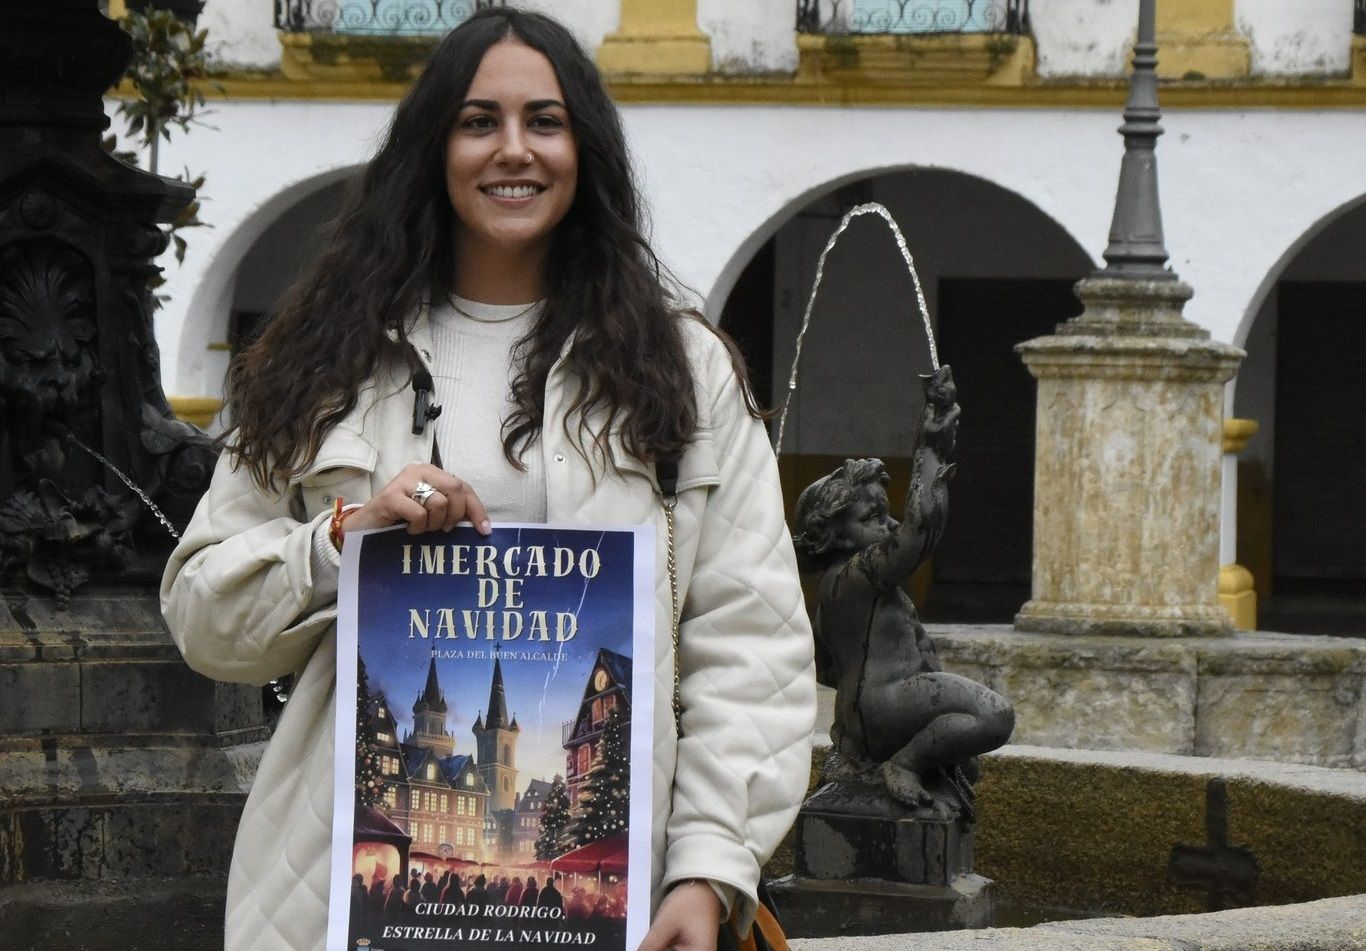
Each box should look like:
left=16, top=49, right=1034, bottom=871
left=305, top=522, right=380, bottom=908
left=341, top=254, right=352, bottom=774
left=535, top=775, right=572, bottom=861
left=355, top=656, right=387, bottom=809
left=103, top=8, right=220, bottom=303
left=113, top=8, right=214, bottom=166
left=566, top=707, right=630, bottom=848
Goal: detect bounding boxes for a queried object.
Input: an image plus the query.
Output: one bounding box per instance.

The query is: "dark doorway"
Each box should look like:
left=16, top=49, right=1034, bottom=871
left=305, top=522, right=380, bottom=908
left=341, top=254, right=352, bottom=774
left=719, top=236, right=776, bottom=412
left=924, top=278, right=1083, bottom=622
left=1266, top=281, right=1366, bottom=634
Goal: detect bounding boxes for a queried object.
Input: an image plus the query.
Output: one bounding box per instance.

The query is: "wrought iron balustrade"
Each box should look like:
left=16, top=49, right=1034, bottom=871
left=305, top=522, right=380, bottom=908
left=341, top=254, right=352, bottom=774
left=797, top=0, right=1029, bottom=35
left=275, top=0, right=502, bottom=35
left=1355, top=0, right=1365, bottom=36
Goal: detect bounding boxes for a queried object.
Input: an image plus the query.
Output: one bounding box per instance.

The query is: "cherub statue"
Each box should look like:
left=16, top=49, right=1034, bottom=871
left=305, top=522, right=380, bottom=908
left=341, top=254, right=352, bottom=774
left=793, top=365, right=1013, bottom=820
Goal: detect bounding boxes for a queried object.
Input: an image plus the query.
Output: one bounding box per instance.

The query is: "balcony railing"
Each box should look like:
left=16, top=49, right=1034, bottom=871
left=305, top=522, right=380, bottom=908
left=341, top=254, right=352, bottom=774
left=275, top=0, right=502, bottom=35
left=797, top=0, right=1030, bottom=35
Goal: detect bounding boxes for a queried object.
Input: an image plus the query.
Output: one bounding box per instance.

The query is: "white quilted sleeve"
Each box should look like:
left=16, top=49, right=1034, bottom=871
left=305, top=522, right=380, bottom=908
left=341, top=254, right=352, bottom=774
left=662, top=335, right=817, bottom=934
left=160, top=450, right=337, bottom=687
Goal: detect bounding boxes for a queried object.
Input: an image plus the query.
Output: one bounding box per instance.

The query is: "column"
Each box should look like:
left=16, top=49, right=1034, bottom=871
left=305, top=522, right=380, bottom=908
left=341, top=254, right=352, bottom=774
left=1218, top=418, right=1259, bottom=630
left=596, top=0, right=711, bottom=76
left=1154, top=0, right=1249, bottom=79
left=1015, top=277, right=1243, bottom=638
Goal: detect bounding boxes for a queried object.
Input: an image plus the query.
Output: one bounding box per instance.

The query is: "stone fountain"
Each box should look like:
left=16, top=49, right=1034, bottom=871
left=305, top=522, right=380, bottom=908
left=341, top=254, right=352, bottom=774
left=0, top=3, right=267, bottom=947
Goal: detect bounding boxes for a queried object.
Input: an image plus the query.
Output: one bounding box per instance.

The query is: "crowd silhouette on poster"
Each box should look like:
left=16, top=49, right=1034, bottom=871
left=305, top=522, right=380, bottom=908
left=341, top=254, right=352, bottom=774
left=350, top=868, right=627, bottom=923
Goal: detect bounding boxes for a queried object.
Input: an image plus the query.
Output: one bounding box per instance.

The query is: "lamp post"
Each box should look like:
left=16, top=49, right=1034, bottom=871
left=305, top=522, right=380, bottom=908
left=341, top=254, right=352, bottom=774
left=1101, top=0, right=1174, bottom=280
left=1013, top=0, right=1244, bottom=638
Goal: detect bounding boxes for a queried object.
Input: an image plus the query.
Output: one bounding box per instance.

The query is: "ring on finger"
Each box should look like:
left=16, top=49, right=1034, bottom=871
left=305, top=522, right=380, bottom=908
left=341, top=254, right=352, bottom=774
left=411, top=480, right=438, bottom=506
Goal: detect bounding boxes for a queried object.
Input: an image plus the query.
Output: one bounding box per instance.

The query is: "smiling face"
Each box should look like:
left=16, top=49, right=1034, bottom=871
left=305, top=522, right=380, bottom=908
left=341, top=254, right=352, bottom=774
left=445, top=39, right=578, bottom=273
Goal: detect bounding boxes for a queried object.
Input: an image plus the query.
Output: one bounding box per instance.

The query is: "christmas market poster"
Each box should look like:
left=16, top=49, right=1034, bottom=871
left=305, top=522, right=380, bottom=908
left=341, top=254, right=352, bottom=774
left=328, top=523, right=655, bottom=951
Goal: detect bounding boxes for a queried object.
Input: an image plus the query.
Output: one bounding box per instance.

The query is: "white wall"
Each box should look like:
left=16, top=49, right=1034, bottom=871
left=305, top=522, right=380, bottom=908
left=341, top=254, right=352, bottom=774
left=201, top=0, right=281, bottom=70
left=148, top=99, right=1366, bottom=402
left=1239, top=0, right=1354, bottom=76
left=192, top=0, right=1365, bottom=79
left=517, top=0, right=618, bottom=54
left=1031, top=0, right=1136, bottom=78
left=699, top=0, right=798, bottom=74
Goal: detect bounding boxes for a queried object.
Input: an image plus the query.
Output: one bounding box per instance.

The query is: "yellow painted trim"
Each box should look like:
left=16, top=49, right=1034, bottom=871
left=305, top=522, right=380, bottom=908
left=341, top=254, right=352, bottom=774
left=1157, top=0, right=1236, bottom=36
left=1353, top=36, right=1366, bottom=87
left=168, top=396, right=223, bottom=429
left=1222, top=417, right=1259, bottom=454
left=1154, top=31, right=1250, bottom=81
left=277, top=32, right=435, bottom=83
left=796, top=33, right=1035, bottom=87
left=597, top=0, right=711, bottom=77
left=1218, top=563, right=1257, bottom=630
left=185, top=71, right=1366, bottom=110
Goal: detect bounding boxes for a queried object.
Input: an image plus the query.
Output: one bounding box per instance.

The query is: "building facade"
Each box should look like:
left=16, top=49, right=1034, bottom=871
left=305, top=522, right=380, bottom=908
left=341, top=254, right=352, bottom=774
left=562, top=648, right=632, bottom=809
left=132, top=0, right=1366, bottom=633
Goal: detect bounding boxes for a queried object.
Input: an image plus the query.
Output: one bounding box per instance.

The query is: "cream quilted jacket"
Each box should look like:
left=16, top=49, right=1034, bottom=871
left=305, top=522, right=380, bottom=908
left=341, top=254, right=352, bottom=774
left=160, top=315, right=816, bottom=951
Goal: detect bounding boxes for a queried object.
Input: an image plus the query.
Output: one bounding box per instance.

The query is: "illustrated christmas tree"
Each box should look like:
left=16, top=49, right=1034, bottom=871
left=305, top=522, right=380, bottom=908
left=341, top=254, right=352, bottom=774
left=355, top=655, right=386, bottom=808
left=535, top=774, right=572, bottom=860
left=568, top=706, right=630, bottom=847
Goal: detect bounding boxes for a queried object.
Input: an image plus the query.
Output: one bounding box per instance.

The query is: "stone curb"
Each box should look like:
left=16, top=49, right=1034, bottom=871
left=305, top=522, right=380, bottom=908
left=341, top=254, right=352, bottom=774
left=791, top=894, right=1366, bottom=951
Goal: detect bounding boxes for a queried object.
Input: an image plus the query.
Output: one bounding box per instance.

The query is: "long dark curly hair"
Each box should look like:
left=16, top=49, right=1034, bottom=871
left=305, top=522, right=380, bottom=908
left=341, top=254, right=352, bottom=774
left=227, top=8, right=759, bottom=491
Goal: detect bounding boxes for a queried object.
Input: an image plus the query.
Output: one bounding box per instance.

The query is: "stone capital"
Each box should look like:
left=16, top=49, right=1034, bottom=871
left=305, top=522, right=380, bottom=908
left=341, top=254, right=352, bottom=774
left=1060, top=275, right=1205, bottom=339
left=1017, top=333, right=1244, bottom=384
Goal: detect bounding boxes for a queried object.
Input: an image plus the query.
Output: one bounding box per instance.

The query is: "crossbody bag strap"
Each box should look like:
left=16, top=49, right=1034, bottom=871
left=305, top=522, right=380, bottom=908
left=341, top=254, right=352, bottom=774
left=656, top=456, right=682, bottom=738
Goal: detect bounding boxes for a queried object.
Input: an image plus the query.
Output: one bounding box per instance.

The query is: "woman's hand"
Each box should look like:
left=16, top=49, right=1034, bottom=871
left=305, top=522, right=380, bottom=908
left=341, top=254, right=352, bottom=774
left=637, top=880, right=721, bottom=951
left=340, top=463, right=491, bottom=541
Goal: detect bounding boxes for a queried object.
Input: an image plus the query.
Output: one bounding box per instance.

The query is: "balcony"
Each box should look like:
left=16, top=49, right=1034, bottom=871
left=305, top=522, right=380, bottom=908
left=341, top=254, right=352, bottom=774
left=273, top=0, right=503, bottom=81
left=274, top=0, right=503, bottom=35
left=794, top=0, right=1034, bottom=87
left=797, top=0, right=1029, bottom=36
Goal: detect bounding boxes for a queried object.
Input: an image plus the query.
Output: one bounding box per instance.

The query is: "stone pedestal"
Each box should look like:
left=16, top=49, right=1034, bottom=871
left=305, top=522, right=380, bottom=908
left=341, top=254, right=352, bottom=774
left=1014, top=277, right=1243, bottom=638
left=0, top=576, right=268, bottom=949
left=0, top=6, right=258, bottom=944
left=770, top=784, right=995, bottom=936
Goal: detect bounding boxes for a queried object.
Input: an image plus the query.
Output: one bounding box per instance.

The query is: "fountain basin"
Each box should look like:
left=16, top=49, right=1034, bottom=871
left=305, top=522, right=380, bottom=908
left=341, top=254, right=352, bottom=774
left=791, top=893, right=1366, bottom=950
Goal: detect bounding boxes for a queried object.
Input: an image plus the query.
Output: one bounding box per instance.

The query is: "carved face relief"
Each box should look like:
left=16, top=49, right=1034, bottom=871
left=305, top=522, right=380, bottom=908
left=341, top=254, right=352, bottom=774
left=0, top=240, right=99, bottom=417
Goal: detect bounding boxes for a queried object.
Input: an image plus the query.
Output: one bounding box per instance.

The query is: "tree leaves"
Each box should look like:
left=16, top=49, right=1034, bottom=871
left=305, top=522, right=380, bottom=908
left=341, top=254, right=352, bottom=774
left=102, top=8, right=220, bottom=308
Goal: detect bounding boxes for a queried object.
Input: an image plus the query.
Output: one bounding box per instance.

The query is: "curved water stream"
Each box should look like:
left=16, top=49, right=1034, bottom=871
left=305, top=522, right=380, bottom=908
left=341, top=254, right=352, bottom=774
left=773, top=202, right=939, bottom=456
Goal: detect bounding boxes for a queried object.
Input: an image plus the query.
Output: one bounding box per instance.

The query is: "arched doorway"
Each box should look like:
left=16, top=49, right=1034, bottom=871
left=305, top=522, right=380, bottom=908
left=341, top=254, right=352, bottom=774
left=718, top=168, right=1092, bottom=623
left=1234, top=196, right=1366, bottom=635
left=227, top=177, right=353, bottom=352
left=175, top=167, right=361, bottom=404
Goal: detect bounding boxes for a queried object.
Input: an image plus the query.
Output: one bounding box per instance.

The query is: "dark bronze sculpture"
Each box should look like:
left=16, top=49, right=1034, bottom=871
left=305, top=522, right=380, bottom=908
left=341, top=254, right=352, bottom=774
left=793, top=365, right=1014, bottom=821
left=0, top=8, right=261, bottom=947
left=0, top=0, right=215, bottom=603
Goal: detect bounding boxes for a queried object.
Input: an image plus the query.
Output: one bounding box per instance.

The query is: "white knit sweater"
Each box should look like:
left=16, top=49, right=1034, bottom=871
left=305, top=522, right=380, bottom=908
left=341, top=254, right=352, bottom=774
left=310, top=295, right=547, bottom=586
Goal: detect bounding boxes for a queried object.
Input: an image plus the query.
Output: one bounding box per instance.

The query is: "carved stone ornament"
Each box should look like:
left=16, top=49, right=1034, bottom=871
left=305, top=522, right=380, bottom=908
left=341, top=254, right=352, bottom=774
left=0, top=0, right=216, bottom=603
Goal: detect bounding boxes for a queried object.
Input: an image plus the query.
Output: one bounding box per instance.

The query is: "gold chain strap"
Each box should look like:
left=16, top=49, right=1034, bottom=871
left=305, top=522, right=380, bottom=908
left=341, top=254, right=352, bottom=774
left=663, top=492, right=682, bottom=738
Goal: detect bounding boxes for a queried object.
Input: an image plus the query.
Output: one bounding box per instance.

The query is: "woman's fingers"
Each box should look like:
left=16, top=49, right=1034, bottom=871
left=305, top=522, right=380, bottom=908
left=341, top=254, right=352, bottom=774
left=398, top=465, right=492, bottom=535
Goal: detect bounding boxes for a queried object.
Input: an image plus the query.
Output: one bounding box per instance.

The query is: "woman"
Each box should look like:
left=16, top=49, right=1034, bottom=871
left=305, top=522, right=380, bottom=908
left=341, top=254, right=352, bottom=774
left=161, top=10, right=814, bottom=951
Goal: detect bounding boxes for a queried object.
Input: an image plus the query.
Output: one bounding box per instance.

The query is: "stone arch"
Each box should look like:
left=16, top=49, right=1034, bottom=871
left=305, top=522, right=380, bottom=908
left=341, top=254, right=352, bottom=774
left=1230, top=192, right=1366, bottom=634
left=175, top=165, right=364, bottom=402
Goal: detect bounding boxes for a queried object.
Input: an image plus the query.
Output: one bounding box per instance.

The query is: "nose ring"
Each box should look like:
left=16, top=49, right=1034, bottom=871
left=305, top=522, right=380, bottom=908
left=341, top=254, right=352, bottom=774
left=522, top=152, right=533, bottom=165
